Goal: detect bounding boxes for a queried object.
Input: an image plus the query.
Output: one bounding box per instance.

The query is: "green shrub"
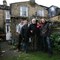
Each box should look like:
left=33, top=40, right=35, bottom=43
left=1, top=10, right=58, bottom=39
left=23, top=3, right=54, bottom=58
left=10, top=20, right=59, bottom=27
left=50, top=32, right=60, bottom=51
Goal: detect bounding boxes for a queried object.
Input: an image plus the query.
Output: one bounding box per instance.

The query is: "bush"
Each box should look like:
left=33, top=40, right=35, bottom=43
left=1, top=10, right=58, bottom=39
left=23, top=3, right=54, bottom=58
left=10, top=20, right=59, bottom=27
left=50, top=32, right=60, bottom=51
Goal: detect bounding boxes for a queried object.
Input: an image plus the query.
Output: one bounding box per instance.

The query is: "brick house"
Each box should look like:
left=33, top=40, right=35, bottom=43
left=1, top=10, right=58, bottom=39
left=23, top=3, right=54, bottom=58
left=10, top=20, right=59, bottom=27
left=10, top=1, right=48, bottom=19
left=0, top=0, right=10, bottom=40
left=10, top=0, right=48, bottom=39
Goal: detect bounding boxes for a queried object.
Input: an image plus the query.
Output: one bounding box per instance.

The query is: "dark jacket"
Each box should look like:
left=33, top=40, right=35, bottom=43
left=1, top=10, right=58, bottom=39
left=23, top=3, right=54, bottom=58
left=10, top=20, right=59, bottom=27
left=21, top=24, right=29, bottom=43
left=28, top=24, right=36, bottom=37
left=40, top=22, right=52, bottom=37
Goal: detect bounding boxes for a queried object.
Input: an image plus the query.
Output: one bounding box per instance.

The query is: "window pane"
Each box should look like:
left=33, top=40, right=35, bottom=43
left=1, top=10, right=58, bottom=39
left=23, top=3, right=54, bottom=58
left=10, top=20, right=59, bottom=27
left=5, top=11, right=10, bottom=19
left=20, top=6, right=28, bottom=17
left=37, top=10, right=44, bottom=17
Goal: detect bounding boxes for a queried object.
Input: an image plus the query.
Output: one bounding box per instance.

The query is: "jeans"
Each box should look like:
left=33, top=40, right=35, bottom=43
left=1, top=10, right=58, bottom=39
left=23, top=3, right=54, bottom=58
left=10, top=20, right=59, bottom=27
left=46, top=36, right=53, bottom=55
left=22, top=42, right=28, bottom=53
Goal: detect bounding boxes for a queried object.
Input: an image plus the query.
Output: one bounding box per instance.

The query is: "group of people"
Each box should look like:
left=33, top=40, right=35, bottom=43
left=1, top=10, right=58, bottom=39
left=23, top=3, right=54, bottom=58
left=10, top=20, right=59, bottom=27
left=16, top=18, right=53, bottom=56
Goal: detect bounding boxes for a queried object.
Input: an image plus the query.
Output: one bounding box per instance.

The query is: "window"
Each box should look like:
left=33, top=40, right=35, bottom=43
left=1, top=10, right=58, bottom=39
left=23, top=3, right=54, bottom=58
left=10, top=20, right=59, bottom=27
left=20, top=6, right=28, bottom=17
left=37, top=10, right=44, bottom=17
left=49, top=7, right=56, bottom=17
left=50, top=7, right=55, bottom=11
left=5, top=10, right=10, bottom=19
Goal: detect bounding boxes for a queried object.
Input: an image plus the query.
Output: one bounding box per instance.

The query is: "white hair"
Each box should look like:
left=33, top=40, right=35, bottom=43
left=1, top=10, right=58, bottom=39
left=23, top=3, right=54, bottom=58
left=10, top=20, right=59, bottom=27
left=32, top=18, right=36, bottom=22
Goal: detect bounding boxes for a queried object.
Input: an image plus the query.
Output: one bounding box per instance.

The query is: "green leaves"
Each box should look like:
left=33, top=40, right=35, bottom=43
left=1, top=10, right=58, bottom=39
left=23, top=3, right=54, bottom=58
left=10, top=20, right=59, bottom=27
left=50, top=32, right=60, bottom=51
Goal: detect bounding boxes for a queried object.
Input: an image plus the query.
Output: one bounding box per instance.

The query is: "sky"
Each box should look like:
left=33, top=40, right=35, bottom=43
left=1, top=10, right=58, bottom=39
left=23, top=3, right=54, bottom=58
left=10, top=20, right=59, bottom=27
left=0, top=0, right=60, bottom=8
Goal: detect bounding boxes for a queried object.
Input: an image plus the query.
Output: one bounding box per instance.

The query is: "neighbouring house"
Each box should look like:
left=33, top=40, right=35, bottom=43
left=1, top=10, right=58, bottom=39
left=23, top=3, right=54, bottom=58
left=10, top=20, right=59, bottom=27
left=48, top=5, right=60, bottom=17
left=0, top=0, right=11, bottom=40
left=48, top=5, right=60, bottom=22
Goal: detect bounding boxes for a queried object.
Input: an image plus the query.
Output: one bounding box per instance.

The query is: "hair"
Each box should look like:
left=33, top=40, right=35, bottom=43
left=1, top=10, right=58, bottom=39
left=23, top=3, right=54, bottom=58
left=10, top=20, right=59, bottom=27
left=32, top=18, right=36, bottom=22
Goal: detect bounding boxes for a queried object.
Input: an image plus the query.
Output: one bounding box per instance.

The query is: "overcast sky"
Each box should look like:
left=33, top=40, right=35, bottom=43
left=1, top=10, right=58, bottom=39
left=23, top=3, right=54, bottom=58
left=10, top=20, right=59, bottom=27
left=0, top=0, right=60, bottom=8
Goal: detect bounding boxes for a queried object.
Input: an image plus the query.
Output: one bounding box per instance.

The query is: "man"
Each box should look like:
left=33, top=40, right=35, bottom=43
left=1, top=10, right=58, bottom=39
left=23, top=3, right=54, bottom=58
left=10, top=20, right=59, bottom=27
left=40, top=18, right=53, bottom=56
left=21, top=20, right=29, bottom=53
left=28, top=18, right=37, bottom=51
left=16, top=20, right=24, bottom=51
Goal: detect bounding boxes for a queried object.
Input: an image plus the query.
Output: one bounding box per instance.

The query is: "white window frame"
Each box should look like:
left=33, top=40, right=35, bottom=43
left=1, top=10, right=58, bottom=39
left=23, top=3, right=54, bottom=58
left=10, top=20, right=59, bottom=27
left=37, top=10, right=44, bottom=17
left=20, top=6, right=28, bottom=17
left=5, top=10, right=10, bottom=19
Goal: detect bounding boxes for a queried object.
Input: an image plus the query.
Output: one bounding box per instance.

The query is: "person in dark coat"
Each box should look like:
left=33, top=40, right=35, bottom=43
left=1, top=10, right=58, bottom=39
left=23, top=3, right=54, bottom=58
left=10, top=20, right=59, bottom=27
left=28, top=18, right=37, bottom=51
left=21, top=20, right=29, bottom=53
left=36, top=21, right=42, bottom=51
left=40, top=18, right=53, bottom=56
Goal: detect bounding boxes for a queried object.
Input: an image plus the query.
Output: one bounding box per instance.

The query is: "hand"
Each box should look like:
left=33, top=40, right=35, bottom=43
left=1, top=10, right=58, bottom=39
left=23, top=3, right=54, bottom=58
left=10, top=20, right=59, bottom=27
left=30, top=30, right=33, bottom=33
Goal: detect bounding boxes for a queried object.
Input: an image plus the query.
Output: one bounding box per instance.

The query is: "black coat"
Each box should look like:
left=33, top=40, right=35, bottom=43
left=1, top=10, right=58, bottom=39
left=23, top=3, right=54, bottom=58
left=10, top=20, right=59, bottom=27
left=21, top=24, right=29, bottom=43
left=40, top=22, right=52, bottom=37
left=28, top=24, right=37, bottom=37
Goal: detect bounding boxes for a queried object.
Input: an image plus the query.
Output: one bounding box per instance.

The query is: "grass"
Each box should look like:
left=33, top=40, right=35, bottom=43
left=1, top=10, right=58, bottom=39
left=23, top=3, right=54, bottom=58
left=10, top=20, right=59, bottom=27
left=0, top=51, right=60, bottom=60
left=17, top=52, right=60, bottom=60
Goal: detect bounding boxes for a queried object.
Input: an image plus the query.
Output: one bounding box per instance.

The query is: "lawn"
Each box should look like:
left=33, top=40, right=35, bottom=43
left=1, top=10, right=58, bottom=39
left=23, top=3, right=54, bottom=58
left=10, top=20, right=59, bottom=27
left=17, top=52, right=60, bottom=60
left=0, top=51, right=60, bottom=60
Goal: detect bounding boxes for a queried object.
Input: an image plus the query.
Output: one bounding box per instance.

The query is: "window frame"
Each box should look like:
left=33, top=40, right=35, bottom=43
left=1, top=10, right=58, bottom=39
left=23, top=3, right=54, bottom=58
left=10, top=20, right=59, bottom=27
left=5, top=10, right=10, bottom=19
left=37, top=10, right=44, bottom=17
left=20, top=6, right=28, bottom=17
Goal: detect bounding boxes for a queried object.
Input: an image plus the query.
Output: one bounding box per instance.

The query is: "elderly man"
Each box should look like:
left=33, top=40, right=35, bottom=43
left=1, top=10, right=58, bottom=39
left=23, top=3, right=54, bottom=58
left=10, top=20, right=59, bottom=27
left=28, top=18, right=37, bottom=51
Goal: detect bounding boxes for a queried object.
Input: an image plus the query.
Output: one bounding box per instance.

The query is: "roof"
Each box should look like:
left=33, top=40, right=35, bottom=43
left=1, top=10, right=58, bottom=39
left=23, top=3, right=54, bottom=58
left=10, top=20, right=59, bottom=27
left=10, top=1, right=48, bottom=8
left=49, top=5, right=60, bottom=9
left=0, top=5, right=10, bottom=10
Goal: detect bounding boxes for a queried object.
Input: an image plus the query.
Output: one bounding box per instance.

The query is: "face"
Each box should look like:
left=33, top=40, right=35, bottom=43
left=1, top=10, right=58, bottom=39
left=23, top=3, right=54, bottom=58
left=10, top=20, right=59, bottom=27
left=41, top=18, right=45, bottom=23
left=24, top=20, right=28, bottom=25
left=32, top=19, right=36, bottom=24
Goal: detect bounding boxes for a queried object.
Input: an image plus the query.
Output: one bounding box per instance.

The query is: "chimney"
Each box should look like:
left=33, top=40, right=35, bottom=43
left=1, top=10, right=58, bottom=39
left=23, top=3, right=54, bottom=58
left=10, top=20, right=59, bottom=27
left=3, top=0, right=7, bottom=6
left=30, top=0, right=35, bottom=6
left=30, top=0, right=35, bottom=3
